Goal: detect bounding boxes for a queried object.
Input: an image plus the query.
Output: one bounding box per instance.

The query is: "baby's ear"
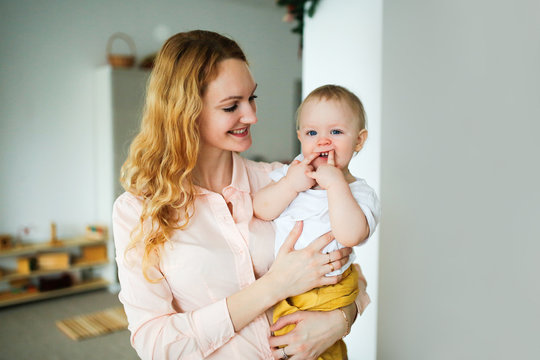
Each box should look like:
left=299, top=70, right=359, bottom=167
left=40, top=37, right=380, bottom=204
left=355, top=129, right=368, bottom=152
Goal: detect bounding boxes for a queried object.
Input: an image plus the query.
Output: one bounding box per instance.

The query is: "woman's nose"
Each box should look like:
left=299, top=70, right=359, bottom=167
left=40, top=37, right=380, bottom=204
left=241, top=106, right=258, bottom=124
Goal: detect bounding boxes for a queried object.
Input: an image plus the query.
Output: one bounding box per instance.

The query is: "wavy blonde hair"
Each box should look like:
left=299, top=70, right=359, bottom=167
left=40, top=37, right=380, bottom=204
left=120, top=30, right=247, bottom=281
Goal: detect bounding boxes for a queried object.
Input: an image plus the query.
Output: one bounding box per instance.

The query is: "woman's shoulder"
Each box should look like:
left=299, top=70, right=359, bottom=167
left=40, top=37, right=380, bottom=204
left=240, top=157, right=284, bottom=192
left=114, top=191, right=143, bottom=206
left=113, top=192, right=144, bottom=222
left=243, top=157, right=283, bottom=173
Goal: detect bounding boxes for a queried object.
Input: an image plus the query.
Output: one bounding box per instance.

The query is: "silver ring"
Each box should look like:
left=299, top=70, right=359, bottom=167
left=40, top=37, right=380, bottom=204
left=281, top=347, right=289, bottom=360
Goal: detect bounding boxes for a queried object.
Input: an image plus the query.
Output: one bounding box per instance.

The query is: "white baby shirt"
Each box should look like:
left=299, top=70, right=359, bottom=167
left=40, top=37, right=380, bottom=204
left=270, top=157, right=381, bottom=276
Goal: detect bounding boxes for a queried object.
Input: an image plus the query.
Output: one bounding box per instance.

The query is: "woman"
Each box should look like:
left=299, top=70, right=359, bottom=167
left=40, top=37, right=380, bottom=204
left=113, top=30, right=370, bottom=359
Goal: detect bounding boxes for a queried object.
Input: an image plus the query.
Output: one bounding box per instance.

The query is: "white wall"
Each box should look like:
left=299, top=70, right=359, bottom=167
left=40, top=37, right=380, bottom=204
left=0, top=0, right=301, bottom=239
left=305, top=0, right=540, bottom=359
left=378, top=0, right=540, bottom=359
left=303, top=1, right=383, bottom=359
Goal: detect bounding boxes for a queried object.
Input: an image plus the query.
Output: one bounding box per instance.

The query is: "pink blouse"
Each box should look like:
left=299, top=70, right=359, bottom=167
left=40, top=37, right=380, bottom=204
left=112, top=152, right=370, bottom=359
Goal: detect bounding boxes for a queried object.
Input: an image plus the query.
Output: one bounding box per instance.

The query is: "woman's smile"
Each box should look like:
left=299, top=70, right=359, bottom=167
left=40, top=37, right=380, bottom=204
left=228, top=127, right=249, bottom=137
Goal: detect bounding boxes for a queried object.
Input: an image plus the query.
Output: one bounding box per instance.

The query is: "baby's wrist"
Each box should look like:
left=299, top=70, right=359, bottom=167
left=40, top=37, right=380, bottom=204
left=325, top=177, right=348, bottom=192
left=281, top=175, right=300, bottom=195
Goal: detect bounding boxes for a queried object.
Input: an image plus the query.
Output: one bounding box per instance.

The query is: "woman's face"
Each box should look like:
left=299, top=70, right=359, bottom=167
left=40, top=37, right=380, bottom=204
left=198, top=58, right=258, bottom=155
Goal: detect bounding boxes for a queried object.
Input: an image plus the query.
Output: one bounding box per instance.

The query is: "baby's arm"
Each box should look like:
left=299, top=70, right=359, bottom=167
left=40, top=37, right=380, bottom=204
left=253, top=154, right=318, bottom=221
left=327, top=179, right=369, bottom=247
left=253, top=179, right=298, bottom=221
left=307, top=151, right=369, bottom=247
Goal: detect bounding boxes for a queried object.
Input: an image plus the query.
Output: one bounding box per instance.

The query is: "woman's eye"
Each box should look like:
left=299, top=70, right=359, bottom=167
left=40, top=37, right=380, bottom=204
left=249, top=95, right=258, bottom=102
left=331, top=129, right=343, bottom=135
left=223, top=104, right=238, bottom=113
left=307, top=130, right=317, bottom=136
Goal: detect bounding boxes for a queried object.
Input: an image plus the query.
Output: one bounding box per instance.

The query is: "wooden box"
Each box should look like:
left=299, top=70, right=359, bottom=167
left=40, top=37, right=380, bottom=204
left=37, top=253, right=70, bottom=270
left=17, top=257, right=37, bottom=274
left=81, top=245, right=107, bottom=262
left=0, top=234, right=12, bottom=250
left=38, top=273, right=72, bottom=292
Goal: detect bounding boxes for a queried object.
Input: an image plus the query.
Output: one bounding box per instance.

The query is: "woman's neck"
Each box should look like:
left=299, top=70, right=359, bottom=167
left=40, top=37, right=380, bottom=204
left=194, top=149, right=233, bottom=194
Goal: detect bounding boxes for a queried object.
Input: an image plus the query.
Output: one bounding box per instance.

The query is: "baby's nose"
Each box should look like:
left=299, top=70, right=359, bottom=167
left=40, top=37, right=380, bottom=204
left=317, top=136, right=331, bottom=146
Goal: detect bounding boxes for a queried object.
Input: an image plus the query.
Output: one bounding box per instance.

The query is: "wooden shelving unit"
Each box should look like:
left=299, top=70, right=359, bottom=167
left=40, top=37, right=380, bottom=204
left=0, top=237, right=110, bottom=308
left=0, top=237, right=106, bottom=258
left=0, top=279, right=109, bottom=307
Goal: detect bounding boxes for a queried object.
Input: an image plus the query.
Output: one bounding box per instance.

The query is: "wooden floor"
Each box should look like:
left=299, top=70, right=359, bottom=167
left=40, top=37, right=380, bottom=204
left=0, top=289, right=138, bottom=360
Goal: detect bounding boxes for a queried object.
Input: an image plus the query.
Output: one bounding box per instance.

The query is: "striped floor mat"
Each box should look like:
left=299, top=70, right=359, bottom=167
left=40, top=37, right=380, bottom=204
left=56, top=306, right=128, bottom=340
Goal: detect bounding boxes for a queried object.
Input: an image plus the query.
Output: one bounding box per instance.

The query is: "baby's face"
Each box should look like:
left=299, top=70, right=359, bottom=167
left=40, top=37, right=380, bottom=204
left=297, top=98, right=364, bottom=172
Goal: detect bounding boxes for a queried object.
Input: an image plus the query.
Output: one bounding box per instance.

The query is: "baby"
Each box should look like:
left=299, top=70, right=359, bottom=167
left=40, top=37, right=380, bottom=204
left=253, top=84, right=381, bottom=359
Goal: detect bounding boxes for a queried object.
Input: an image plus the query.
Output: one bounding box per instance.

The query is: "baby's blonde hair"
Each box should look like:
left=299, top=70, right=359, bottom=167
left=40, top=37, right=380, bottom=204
left=121, top=30, right=247, bottom=281
left=296, top=85, right=366, bottom=130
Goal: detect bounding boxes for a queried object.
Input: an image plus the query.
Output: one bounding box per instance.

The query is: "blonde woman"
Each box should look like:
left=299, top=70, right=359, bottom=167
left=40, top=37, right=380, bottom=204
left=113, top=30, right=370, bottom=360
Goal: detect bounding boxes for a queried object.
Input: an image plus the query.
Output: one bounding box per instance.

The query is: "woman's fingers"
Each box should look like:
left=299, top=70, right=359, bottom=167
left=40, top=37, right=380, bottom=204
left=307, top=231, right=335, bottom=253
left=270, top=313, right=297, bottom=333
left=271, top=347, right=291, bottom=360
left=277, top=221, right=303, bottom=254
left=269, top=321, right=297, bottom=359
left=328, top=247, right=352, bottom=263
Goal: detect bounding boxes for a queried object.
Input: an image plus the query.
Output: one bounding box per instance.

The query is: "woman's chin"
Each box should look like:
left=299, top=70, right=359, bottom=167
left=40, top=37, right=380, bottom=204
left=231, top=138, right=252, bottom=153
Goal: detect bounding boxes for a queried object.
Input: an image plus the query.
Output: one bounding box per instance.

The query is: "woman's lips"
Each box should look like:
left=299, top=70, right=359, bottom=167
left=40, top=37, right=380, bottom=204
left=228, top=127, right=248, bottom=137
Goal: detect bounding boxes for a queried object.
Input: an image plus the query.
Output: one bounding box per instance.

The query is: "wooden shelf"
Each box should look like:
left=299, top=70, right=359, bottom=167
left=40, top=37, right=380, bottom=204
left=0, top=237, right=107, bottom=258
left=0, top=279, right=110, bottom=308
left=0, top=260, right=109, bottom=282
left=0, top=236, right=111, bottom=307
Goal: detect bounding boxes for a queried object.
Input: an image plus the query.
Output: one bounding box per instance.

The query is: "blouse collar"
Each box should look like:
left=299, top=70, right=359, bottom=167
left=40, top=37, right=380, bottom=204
left=195, top=152, right=250, bottom=196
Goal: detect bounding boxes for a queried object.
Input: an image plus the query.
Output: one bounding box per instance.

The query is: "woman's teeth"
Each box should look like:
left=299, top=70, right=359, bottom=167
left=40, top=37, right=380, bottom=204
left=229, top=128, right=247, bottom=134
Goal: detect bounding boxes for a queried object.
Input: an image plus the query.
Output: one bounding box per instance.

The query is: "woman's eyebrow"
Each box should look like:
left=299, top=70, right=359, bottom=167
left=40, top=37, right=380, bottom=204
left=219, top=95, right=242, bottom=103
left=218, top=84, right=258, bottom=104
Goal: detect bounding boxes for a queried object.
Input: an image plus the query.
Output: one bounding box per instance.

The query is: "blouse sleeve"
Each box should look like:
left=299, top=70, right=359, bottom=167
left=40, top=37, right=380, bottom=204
left=112, top=193, right=235, bottom=360
left=353, top=263, right=371, bottom=316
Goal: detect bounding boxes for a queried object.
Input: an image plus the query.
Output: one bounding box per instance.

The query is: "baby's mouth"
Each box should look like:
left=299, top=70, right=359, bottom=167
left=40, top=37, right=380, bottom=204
left=318, top=151, right=330, bottom=158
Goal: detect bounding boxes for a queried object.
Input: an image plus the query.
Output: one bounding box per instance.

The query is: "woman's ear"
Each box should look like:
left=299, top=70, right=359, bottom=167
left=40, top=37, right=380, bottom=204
left=354, top=129, right=368, bottom=152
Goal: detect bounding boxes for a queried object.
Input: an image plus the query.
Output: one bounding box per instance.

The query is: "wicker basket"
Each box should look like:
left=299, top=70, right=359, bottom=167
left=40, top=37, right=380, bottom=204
left=106, top=32, right=136, bottom=68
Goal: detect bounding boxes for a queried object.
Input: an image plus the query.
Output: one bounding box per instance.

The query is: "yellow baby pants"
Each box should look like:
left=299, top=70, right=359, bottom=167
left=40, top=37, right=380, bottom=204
left=273, top=266, right=359, bottom=360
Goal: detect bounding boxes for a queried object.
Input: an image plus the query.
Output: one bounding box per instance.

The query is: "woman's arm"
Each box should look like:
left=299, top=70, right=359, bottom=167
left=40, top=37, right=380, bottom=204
left=227, top=222, right=347, bottom=331
left=114, top=195, right=351, bottom=359
left=114, top=195, right=237, bottom=359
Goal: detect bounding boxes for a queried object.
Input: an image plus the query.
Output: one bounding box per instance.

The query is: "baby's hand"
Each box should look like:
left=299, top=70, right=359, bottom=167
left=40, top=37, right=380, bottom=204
left=284, top=153, right=317, bottom=193
left=307, top=150, right=346, bottom=190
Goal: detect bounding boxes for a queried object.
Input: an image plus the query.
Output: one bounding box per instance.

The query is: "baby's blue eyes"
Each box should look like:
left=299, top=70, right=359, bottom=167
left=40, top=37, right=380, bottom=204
left=305, top=129, right=343, bottom=136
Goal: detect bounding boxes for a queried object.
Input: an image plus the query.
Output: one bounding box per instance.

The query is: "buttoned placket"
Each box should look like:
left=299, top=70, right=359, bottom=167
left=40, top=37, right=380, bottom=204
left=207, top=189, right=255, bottom=290
left=223, top=187, right=275, bottom=359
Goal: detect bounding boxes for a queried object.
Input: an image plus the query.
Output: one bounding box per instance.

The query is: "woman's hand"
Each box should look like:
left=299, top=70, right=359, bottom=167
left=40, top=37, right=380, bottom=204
left=268, top=305, right=354, bottom=360
left=265, top=221, right=352, bottom=302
